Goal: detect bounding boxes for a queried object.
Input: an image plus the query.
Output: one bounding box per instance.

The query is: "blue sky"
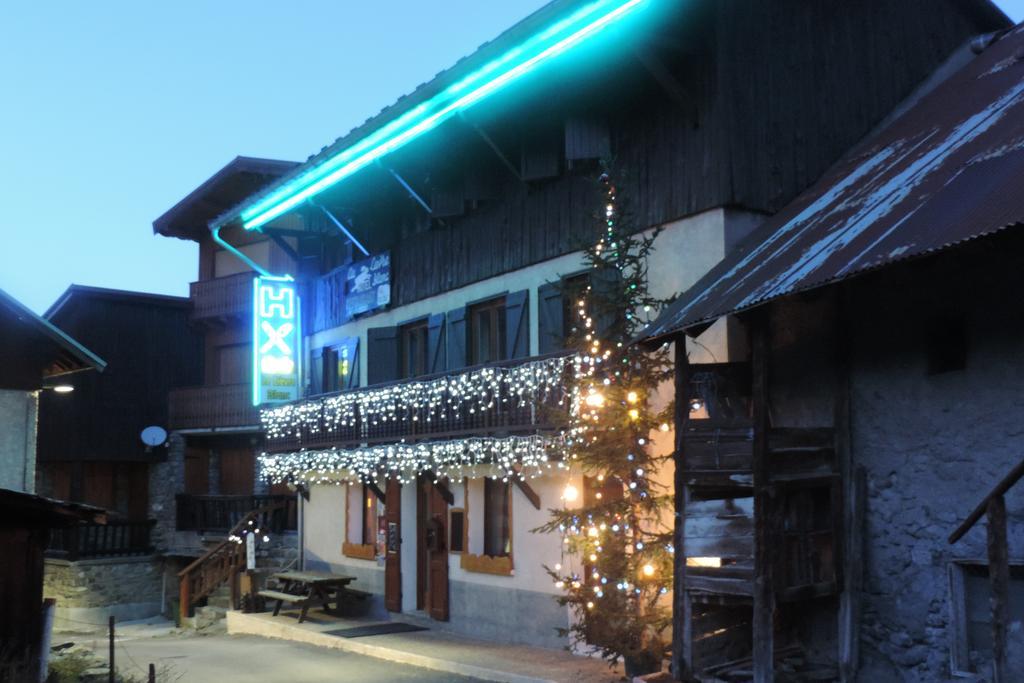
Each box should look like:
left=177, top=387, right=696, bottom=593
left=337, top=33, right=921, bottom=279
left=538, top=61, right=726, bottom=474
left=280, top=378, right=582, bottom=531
left=1, top=0, right=1021, bottom=313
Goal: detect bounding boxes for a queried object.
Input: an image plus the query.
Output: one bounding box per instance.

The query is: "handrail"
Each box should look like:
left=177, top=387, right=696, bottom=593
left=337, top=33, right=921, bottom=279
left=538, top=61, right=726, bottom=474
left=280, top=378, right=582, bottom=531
left=949, top=458, right=1024, bottom=544
left=177, top=498, right=292, bottom=622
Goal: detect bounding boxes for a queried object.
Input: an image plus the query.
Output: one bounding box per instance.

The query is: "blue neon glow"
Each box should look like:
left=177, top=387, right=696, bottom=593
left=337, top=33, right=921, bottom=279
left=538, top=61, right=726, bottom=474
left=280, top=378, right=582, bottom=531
left=233, top=0, right=649, bottom=231
left=252, top=276, right=301, bottom=406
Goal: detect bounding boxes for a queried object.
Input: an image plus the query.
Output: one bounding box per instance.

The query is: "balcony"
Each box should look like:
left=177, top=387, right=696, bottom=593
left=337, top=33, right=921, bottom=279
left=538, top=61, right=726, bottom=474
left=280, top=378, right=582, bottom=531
left=46, top=519, right=156, bottom=561
left=168, top=383, right=260, bottom=431
left=262, top=352, right=571, bottom=453
left=175, top=494, right=297, bottom=533
left=190, top=272, right=252, bottom=322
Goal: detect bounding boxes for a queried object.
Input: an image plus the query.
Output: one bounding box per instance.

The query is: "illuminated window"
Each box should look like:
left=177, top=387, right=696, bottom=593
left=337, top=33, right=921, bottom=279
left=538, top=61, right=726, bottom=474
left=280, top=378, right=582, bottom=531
left=483, top=478, right=511, bottom=557
left=400, top=319, right=429, bottom=379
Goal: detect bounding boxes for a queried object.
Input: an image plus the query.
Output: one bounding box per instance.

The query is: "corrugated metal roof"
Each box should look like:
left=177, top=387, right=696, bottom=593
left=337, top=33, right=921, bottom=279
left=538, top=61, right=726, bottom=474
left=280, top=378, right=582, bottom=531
left=639, top=24, right=1024, bottom=342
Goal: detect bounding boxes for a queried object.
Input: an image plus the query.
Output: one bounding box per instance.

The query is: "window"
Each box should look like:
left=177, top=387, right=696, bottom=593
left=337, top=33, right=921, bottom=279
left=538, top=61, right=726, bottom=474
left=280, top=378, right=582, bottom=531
left=401, top=319, right=429, bottom=378
left=950, top=560, right=1024, bottom=675
left=561, top=274, right=590, bottom=343
left=469, top=298, right=506, bottom=365
left=449, top=508, right=466, bottom=553
left=323, top=338, right=359, bottom=392
left=361, top=485, right=378, bottom=545
left=483, top=478, right=511, bottom=557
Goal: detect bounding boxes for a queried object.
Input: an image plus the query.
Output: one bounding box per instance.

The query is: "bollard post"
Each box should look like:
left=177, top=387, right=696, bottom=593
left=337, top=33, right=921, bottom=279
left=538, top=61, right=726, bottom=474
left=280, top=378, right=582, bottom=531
left=108, top=615, right=115, bottom=683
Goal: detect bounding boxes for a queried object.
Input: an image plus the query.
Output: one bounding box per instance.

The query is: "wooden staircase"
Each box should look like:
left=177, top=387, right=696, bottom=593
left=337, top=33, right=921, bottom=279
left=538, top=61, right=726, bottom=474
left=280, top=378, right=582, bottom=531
left=178, top=498, right=292, bottom=623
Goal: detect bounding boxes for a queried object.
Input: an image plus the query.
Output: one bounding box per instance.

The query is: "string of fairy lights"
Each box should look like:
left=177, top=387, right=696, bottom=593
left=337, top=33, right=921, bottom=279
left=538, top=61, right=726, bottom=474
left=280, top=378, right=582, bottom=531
left=260, top=355, right=571, bottom=442
left=258, top=434, right=564, bottom=486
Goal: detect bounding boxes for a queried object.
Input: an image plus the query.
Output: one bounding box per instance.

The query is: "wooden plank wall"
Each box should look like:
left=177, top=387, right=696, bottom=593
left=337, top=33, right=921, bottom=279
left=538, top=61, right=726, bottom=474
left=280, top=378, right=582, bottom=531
left=375, top=0, right=995, bottom=309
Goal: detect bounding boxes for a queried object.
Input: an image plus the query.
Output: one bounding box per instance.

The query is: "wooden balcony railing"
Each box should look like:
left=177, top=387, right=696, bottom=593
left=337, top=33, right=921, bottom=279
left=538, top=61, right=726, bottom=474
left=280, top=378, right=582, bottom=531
left=190, top=272, right=253, bottom=321
left=168, top=383, right=260, bottom=430
left=46, top=519, right=155, bottom=561
left=176, top=494, right=297, bottom=533
left=262, top=353, right=571, bottom=453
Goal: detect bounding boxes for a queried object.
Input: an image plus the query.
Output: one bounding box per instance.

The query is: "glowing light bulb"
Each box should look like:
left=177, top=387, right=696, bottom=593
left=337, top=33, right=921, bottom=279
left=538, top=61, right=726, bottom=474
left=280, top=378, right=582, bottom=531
left=562, top=484, right=579, bottom=503
left=659, top=423, right=670, bottom=432
left=642, top=564, right=655, bottom=577
left=585, top=391, right=605, bottom=408
left=628, top=409, right=640, bottom=420
left=626, top=391, right=638, bottom=404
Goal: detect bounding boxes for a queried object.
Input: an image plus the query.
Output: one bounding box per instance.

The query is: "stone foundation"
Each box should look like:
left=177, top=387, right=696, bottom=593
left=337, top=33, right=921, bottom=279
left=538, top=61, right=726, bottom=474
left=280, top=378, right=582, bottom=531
left=44, top=556, right=164, bottom=629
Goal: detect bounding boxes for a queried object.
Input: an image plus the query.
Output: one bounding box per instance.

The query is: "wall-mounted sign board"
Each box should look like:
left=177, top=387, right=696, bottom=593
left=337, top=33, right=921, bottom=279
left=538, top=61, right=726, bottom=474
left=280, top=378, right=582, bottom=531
left=253, top=276, right=301, bottom=406
left=345, top=251, right=391, bottom=319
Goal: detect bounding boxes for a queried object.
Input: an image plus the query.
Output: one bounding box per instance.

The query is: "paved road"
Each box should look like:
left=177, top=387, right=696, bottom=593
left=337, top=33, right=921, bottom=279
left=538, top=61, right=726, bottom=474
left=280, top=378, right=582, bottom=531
left=83, top=632, right=485, bottom=683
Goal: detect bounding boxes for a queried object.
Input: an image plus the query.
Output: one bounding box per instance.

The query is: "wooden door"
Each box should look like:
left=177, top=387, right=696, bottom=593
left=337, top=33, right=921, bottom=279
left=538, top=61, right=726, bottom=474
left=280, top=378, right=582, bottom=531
left=184, top=447, right=209, bottom=494
left=220, top=448, right=255, bottom=495
left=384, top=478, right=402, bottom=612
left=424, top=478, right=449, bottom=621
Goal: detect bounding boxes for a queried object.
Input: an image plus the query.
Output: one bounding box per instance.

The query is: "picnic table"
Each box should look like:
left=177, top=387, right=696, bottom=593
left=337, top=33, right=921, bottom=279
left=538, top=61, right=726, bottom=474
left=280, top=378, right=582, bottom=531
left=258, top=570, right=362, bottom=623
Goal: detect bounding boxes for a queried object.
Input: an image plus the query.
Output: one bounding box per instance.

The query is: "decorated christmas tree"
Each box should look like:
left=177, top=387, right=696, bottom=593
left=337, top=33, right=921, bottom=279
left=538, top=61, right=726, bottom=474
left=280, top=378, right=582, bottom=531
left=537, top=163, right=675, bottom=674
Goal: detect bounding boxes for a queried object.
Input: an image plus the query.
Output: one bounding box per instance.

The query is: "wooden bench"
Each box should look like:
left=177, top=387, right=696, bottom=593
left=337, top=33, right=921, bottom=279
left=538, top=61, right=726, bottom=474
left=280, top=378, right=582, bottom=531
left=258, top=589, right=310, bottom=618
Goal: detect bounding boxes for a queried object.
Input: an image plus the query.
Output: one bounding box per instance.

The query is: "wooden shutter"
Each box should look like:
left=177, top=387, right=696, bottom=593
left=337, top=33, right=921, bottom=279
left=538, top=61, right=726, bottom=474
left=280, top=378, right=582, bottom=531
left=309, top=348, right=325, bottom=396
left=446, top=307, right=468, bottom=370
left=537, top=282, right=564, bottom=354
left=427, top=313, right=446, bottom=373
left=520, top=125, right=563, bottom=181
left=505, top=290, right=530, bottom=359
left=367, top=326, right=400, bottom=385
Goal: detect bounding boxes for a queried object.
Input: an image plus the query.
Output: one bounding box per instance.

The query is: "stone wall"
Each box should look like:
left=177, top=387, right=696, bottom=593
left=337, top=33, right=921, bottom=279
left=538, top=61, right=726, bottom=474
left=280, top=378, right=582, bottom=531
left=0, top=388, right=37, bottom=493
left=149, top=432, right=185, bottom=552
left=44, top=556, right=164, bottom=629
left=846, top=253, right=1024, bottom=682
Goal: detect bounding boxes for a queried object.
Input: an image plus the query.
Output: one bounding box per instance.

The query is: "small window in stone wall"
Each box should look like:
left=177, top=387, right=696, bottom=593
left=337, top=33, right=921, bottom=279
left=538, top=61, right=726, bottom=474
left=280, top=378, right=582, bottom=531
left=949, top=560, right=1024, bottom=677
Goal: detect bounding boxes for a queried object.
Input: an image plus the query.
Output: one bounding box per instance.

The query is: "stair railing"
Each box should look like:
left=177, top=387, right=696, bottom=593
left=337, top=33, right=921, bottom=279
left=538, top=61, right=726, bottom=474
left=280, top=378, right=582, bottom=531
left=948, top=458, right=1024, bottom=683
left=178, top=498, right=291, bottom=623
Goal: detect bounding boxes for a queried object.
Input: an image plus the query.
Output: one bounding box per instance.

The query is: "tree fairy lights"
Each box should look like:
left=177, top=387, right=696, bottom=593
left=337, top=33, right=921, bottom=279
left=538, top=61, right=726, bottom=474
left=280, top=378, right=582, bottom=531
left=259, top=434, right=563, bottom=486
left=260, top=355, right=570, bottom=443
left=535, top=163, right=674, bottom=674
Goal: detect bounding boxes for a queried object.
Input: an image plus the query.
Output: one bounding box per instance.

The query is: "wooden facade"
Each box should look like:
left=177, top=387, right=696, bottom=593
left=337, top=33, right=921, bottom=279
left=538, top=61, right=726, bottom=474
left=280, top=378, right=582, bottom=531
left=286, top=0, right=1004, bottom=315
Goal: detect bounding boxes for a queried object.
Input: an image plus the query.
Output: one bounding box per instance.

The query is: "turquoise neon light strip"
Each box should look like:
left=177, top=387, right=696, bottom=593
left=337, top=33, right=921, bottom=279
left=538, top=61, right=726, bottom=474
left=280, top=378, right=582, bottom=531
left=237, top=0, right=649, bottom=231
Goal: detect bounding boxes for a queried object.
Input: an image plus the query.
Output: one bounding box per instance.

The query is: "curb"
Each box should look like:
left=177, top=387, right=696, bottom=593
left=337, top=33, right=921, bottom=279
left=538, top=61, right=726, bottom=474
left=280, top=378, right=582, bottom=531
left=226, top=611, right=558, bottom=683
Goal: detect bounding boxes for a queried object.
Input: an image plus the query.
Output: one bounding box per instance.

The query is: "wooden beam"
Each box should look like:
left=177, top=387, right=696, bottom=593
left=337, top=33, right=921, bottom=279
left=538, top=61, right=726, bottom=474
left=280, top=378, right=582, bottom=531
left=366, top=481, right=387, bottom=505
left=268, top=233, right=300, bottom=263
left=422, top=471, right=454, bottom=506
left=634, top=47, right=698, bottom=124
left=459, top=113, right=525, bottom=184
left=750, top=310, right=774, bottom=683
left=513, top=476, right=541, bottom=510
left=949, top=458, right=1024, bottom=544
left=671, top=336, right=692, bottom=681
left=987, top=495, right=1009, bottom=683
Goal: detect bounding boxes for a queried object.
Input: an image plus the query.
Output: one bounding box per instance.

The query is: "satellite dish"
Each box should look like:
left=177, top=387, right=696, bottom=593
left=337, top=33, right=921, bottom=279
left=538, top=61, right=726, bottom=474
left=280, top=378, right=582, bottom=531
left=141, top=426, right=168, bottom=448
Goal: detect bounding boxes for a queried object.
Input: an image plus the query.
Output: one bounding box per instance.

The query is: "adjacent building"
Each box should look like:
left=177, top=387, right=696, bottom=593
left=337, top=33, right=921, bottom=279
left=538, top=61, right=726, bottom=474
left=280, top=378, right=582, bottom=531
left=638, top=20, right=1024, bottom=682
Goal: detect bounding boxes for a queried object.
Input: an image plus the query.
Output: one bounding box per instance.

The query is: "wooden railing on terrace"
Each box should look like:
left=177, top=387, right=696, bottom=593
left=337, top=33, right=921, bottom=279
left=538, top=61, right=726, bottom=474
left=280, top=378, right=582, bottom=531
left=176, top=494, right=296, bottom=534
left=262, top=352, right=571, bottom=453
left=168, top=383, right=260, bottom=430
left=46, top=519, right=155, bottom=561
left=189, top=272, right=253, bottom=321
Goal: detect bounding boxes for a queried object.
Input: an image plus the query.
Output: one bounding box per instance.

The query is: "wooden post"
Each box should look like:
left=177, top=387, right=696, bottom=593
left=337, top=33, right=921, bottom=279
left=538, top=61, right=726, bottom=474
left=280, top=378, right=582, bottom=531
left=671, top=337, right=692, bottom=681
left=148, top=663, right=156, bottom=683
left=107, top=616, right=115, bottom=683
left=987, top=495, right=1009, bottom=683
left=751, top=311, right=774, bottom=683
left=179, top=573, right=191, bottom=625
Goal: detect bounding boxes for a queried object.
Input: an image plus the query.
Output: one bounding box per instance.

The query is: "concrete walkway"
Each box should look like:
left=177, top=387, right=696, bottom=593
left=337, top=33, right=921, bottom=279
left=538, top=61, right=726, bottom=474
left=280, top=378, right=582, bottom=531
left=76, top=631, right=486, bottom=682
left=228, top=610, right=624, bottom=683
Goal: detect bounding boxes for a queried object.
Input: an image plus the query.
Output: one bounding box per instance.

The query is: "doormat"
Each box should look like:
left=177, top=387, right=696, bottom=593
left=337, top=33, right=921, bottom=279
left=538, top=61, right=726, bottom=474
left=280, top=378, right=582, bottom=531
left=324, top=623, right=428, bottom=638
